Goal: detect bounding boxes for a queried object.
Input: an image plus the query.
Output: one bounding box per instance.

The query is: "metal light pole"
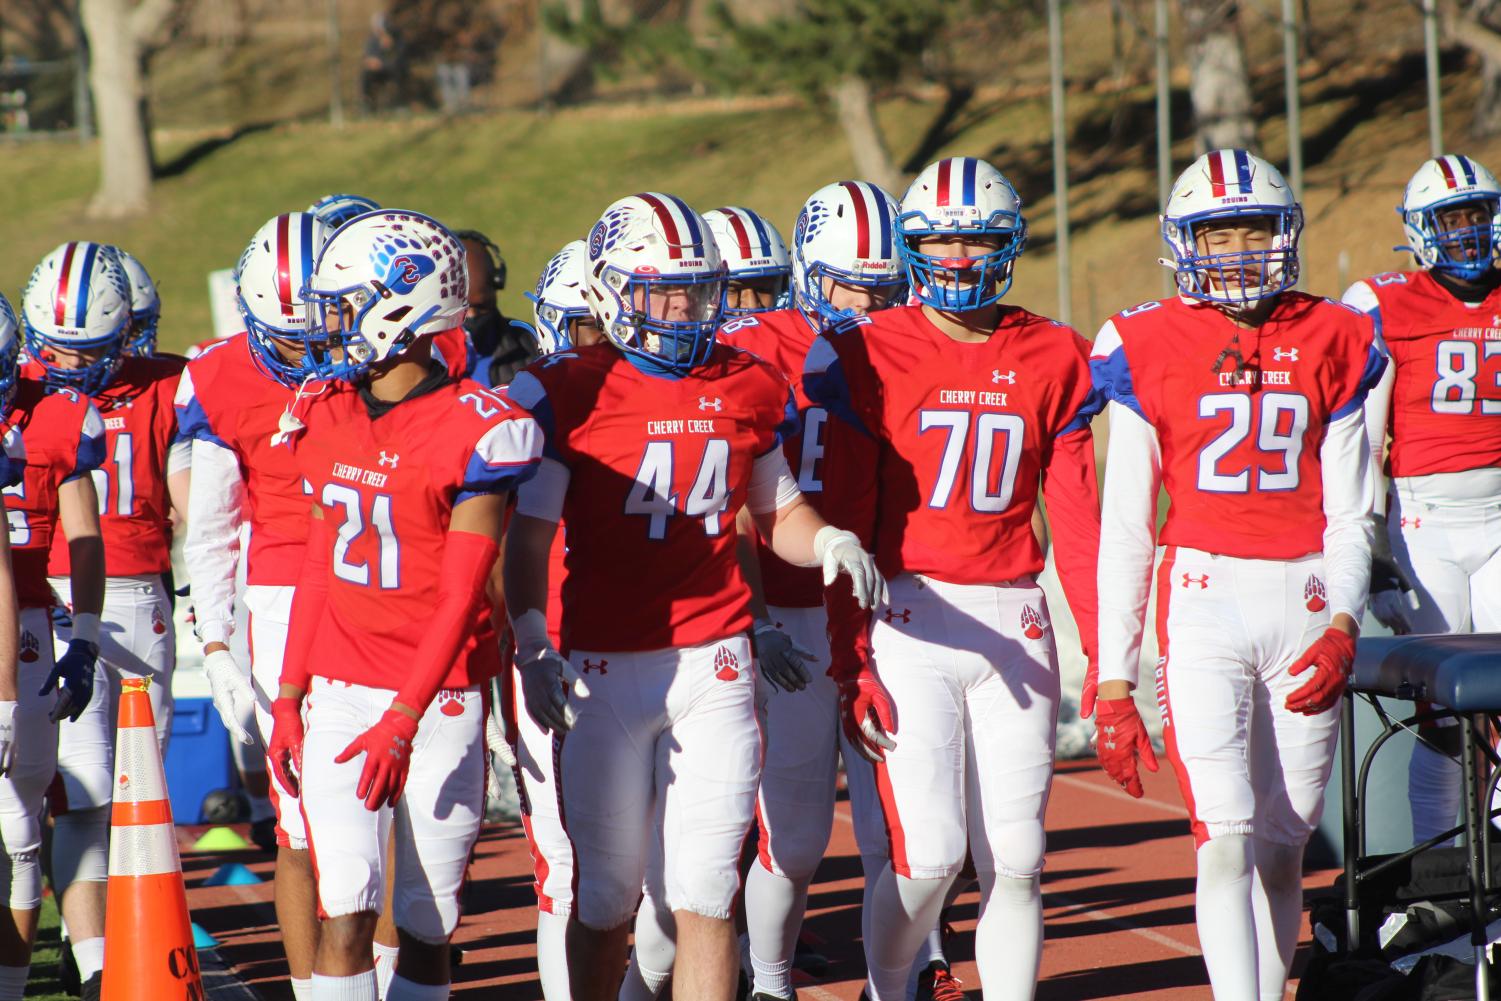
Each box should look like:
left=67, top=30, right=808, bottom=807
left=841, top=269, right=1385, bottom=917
left=327, top=0, right=344, bottom=127
left=1048, top=0, right=1072, bottom=325
left=73, top=0, right=92, bottom=141
left=1281, top=0, right=1303, bottom=200
left=1156, top=0, right=1172, bottom=295
left=1423, top=0, right=1443, bottom=155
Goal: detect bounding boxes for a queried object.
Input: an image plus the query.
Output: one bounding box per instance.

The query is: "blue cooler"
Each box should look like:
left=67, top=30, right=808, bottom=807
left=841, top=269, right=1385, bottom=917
left=163, top=697, right=236, bottom=824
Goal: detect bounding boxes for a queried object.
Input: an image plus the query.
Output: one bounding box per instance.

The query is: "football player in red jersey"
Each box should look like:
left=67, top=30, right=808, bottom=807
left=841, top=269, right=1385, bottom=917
left=1091, top=150, right=1385, bottom=1000
left=267, top=209, right=541, bottom=1001
left=25, top=244, right=188, bottom=745
left=807, top=157, right=1102, bottom=1001
left=504, top=192, right=883, bottom=1001
left=707, top=193, right=915, bottom=1001
left=0, top=286, right=105, bottom=1001
left=501, top=238, right=602, bottom=1001
left=1343, top=155, right=1501, bottom=847
left=19, top=240, right=186, bottom=997
left=178, top=212, right=331, bottom=1001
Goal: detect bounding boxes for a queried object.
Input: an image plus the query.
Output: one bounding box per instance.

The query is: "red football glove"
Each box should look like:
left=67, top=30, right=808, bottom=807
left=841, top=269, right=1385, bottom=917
left=1096, top=697, right=1158, bottom=798
left=335, top=707, right=420, bottom=811
left=836, top=671, right=898, bottom=763
left=1285, top=627, right=1356, bottom=715
left=268, top=697, right=305, bottom=798
left=1079, top=654, right=1099, bottom=720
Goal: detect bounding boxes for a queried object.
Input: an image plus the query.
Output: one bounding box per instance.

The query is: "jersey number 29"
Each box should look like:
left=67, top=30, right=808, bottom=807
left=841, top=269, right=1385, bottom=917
left=1197, top=392, right=1309, bottom=492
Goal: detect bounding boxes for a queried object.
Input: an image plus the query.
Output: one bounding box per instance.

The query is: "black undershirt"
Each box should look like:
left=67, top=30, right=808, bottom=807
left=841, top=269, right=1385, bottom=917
left=1431, top=265, right=1501, bottom=304
left=358, top=360, right=451, bottom=420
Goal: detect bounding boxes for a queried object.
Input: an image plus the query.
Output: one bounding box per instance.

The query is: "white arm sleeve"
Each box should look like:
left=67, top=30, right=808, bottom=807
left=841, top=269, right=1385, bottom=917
left=514, top=457, right=570, bottom=523
left=183, top=439, right=246, bottom=646
left=748, top=447, right=802, bottom=515
left=1096, top=402, right=1163, bottom=689
left=1320, top=407, right=1376, bottom=621
left=1342, top=280, right=1393, bottom=515
left=167, top=438, right=193, bottom=477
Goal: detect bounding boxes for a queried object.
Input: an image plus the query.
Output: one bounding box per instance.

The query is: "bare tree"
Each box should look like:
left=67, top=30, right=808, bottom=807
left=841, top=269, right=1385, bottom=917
left=826, top=75, right=902, bottom=193
left=79, top=0, right=184, bottom=219
left=1182, top=0, right=1257, bottom=152
left=1448, top=0, right=1501, bottom=136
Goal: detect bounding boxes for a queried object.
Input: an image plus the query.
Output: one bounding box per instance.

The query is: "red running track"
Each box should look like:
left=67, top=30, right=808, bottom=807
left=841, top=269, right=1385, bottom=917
left=180, top=760, right=1332, bottom=999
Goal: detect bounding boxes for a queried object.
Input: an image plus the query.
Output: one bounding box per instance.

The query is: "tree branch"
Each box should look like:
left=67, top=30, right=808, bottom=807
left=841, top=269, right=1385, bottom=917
left=128, top=0, right=181, bottom=50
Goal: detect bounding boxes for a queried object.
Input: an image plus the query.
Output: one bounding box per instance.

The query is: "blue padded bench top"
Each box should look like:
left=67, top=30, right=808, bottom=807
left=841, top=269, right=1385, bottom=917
left=1351, top=634, right=1501, bottom=711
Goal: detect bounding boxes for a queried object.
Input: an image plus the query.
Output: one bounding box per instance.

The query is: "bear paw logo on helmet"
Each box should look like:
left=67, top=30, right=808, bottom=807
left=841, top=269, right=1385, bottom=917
left=370, top=237, right=436, bottom=296
left=1020, top=605, right=1045, bottom=640
left=1304, top=575, right=1328, bottom=613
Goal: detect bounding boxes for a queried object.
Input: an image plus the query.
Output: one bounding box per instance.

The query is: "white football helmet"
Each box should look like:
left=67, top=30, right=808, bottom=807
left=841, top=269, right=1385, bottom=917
left=0, top=294, right=21, bottom=412
left=307, top=193, right=381, bottom=232
left=704, top=207, right=791, bottom=316
left=791, top=181, right=907, bottom=330
left=113, top=249, right=161, bottom=356
left=526, top=240, right=592, bottom=354
left=585, top=192, right=725, bottom=372
left=302, top=209, right=468, bottom=381
left=898, top=156, right=1027, bottom=310
left=1162, top=149, right=1302, bottom=306
left=236, top=212, right=331, bottom=386
left=21, top=241, right=132, bottom=395
left=1398, top=155, right=1501, bottom=281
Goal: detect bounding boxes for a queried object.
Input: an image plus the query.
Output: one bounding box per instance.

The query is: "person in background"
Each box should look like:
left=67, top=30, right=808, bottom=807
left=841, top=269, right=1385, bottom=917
left=453, top=229, right=537, bottom=387
left=360, top=14, right=408, bottom=116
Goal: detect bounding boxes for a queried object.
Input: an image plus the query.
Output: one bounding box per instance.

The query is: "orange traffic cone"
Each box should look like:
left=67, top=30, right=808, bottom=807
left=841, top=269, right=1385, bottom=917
left=101, top=678, right=205, bottom=1001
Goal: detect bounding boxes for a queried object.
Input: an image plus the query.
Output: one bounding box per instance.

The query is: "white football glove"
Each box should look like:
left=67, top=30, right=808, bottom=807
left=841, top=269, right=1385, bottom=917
left=814, top=526, right=888, bottom=610
left=752, top=619, right=813, bottom=693
left=204, top=648, right=257, bottom=745
left=0, top=701, right=15, bottom=776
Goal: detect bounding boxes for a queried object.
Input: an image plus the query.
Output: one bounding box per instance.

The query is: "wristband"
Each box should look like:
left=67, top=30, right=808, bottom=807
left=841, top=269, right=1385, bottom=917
left=70, top=612, right=101, bottom=648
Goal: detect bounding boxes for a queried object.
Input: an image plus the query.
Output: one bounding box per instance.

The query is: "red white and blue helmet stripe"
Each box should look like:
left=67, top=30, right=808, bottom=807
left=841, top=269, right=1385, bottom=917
left=838, top=180, right=895, bottom=260
left=1436, top=154, right=1481, bottom=190
left=1206, top=148, right=1255, bottom=198
left=715, top=206, right=777, bottom=260
left=273, top=212, right=320, bottom=319
left=637, top=192, right=708, bottom=260
left=933, top=156, right=980, bottom=208
left=53, top=241, right=104, bottom=330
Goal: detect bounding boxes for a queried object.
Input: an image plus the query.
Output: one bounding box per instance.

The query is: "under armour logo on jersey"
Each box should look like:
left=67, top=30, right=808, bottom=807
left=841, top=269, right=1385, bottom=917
left=992, top=369, right=1016, bottom=385
left=698, top=396, right=723, bottom=412
left=713, top=645, right=740, bottom=682
left=1401, top=516, right=1422, bottom=529
left=1181, top=573, right=1210, bottom=589
left=1304, top=574, right=1328, bottom=613
left=581, top=658, right=609, bottom=675
left=378, top=451, right=399, bottom=468
left=1273, top=347, right=1299, bottom=363
left=883, top=608, right=911, bottom=624
left=1020, top=605, right=1045, bottom=639
left=1493, top=314, right=1501, bottom=327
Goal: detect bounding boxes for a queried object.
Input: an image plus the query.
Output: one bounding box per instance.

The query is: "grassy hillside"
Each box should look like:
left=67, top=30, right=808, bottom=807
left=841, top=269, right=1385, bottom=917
left=0, top=8, right=1495, bottom=352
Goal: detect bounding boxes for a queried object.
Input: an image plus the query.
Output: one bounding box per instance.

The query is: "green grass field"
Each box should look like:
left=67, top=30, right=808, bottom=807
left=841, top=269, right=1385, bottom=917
left=25, top=896, right=64, bottom=1000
